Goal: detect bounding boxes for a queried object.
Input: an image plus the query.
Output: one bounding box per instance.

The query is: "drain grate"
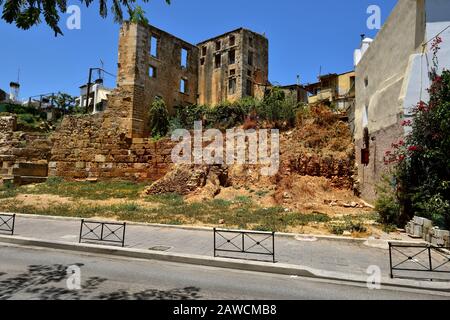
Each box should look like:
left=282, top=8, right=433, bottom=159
left=148, top=245, right=172, bottom=252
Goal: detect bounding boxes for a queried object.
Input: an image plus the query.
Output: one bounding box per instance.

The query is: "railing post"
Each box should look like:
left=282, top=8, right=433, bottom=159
left=213, top=228, right=216, bottom=258
left=272, top=231, right=275, bottom=263
left=11, top=214, right=16, bottom=236
left=122, top=222, right=126, bottom=247
left=100, top=223, right=104, bottom=242
left=79, top=219, right=84, bottom=243
left=388, top=242, right=394, bottom=279
left=241, top=232, right=245, bottom=253
left=428, top=246, right=433, bottom=271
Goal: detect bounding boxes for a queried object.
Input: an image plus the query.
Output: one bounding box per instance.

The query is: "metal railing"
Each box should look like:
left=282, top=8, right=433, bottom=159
left=214, top=228, right=275, bottom=263
left=389, top=242, right=450, bottom=280
left=0, top=213, right=15, bottom=235
left=79, top=219, right=126, bottom=247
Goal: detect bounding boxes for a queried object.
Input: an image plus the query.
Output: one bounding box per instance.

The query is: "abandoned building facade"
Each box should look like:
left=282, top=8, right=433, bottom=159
left=116, top=23, right=269, bottom=138
left=197, top=28, right=269, bottom=106
left=354, top=0, right=450, bottom=201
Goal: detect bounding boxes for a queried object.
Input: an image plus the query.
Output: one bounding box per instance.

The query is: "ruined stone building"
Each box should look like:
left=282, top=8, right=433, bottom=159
left=353, top=0, right=450, bottom=201
left=115, top=23, right=269, bottom=137
left=197, top=28, right=269, bottom=105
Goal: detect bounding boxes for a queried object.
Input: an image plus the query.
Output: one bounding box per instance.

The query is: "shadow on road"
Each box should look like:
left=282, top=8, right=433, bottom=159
left=0, top=264, right=202, bottom=300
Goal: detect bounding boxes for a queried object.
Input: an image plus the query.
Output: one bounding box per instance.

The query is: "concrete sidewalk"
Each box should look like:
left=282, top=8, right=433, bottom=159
left=1, top=213, right=397, bottom=278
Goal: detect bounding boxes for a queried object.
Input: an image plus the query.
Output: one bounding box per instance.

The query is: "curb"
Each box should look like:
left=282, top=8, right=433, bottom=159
left=5, top=212, right=428, bottom=246
left=0, top=235, right=449, bottom=295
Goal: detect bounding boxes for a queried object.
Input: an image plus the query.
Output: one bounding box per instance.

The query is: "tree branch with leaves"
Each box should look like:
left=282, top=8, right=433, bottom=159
left=0, top=0, right=170, bottom=36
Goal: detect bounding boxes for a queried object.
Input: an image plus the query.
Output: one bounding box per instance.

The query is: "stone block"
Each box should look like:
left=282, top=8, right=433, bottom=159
left=95, top=154, right=106, bottom=162
left=75, top=162, right=86, bottom=169
left=11, top=163, right=48, bottom=177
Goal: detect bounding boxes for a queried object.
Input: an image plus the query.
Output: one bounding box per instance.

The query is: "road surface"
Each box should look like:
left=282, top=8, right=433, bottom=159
left=0, top=244, right=447, bottom=300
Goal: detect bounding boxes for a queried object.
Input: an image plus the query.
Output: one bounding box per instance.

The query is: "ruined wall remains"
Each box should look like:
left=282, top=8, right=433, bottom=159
left=287, top=153, right=354, bottom=189
left=0, top=115, right=17, bottom=133
left=0, top=115, right=52, bottom=184
left=197, top=28, right=269, bottom=106
left=48, top=23, right=270, bottom=182
left=50, top=112, right=176, bottom=181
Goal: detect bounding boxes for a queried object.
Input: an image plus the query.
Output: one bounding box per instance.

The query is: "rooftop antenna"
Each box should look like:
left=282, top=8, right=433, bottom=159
left=296, top=74, right=300, bottom=86
left=99, top=59, right=104, bottom=80
left=318, top=66, right=322, bottom=79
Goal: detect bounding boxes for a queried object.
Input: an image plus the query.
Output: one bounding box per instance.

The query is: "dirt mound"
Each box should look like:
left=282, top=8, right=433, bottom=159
left=143, top=105, right=364, bottom=212
left=143, top=164, right=229, bottom=197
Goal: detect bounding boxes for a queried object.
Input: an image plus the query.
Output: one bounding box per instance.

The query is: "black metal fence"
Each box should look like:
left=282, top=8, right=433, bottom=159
left=0, top=213, right=15, bottom=235
left=389, top=242, right=450, bottom=280
left=214, top=228, right=275, bottom=263
left=79, top=219, right=126, bottom=247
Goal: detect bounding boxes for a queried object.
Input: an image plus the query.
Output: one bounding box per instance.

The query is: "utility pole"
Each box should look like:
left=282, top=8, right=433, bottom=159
left=85, top=68, right=93, bottom=114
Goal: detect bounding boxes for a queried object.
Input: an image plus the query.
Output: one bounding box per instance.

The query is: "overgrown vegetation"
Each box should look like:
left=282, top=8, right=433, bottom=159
left=148, top=98, right=170, bottom=138
left=0, top=179, right=372, bottom=233
left=165, top=87, right=306, bottom=136
left=15, top=177, right=147, bottom=200
left=378, top=38, right=450, bottom=229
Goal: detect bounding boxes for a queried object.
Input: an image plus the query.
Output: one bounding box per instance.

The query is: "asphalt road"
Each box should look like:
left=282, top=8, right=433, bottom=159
left=0, top=244, right=447, bottom=300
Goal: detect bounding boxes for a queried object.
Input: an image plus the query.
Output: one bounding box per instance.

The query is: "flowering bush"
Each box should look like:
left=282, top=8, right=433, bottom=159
left=379, top=68, right=450, bottom=228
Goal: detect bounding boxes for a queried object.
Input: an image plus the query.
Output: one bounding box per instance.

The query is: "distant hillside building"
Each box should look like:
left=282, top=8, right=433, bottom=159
left=304, top=71, right=356, bottom=110
left=76, top=79, right=113, bottom=114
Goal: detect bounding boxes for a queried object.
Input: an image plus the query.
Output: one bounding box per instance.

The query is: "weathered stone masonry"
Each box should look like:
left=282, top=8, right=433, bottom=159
left=49, top=22, right=270, bottom=182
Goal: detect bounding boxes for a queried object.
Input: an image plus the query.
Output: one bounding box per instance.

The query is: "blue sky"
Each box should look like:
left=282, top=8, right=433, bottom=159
left=0, top=0, right=396, bottom=100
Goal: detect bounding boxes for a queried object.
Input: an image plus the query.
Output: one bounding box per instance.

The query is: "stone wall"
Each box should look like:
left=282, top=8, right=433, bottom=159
left=287, top=153, right=354, bottom=189
left=0, top=115, right=52, bottom=184
left=50, top=112, right=176, bottom=181
left=0, top=115, right=17, bottom=133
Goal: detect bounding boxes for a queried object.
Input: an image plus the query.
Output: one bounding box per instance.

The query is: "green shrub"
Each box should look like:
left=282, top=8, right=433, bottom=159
left=375, top=176, right=401, bottom=225
left=149, top=98, right=170, bottom=137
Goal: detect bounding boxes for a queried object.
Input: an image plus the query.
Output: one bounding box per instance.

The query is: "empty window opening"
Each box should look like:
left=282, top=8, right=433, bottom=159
left=150, top=36, right=159, bottom=58
left=149, top=66, right=157, bottom=78
left=361, top=127, right=370, bottom=165
left=200, top=57, right=205, bottom=66
left=229, top=78, right=237, bottom=95
left=215, top=54, right=221, bottom=68
left=364, top=76, right=369, bottom=88
left=229, top=49, right=236, bottom=64
left=247, top=70, right=252, bottom=77
left=180, top=79, right=188, bottom=94
left=181, top=48, right=188, bottom=68
left=230, top=35, right=236, bottom=46
left=229, top=69, right=236, bottom=76
left=249, top=37, right=254, bottom=47
left=350, top=76, right=356, bottom=89
left=246, top=79, right=253, bottom=96
left=248, top=51, right=253, bottom=66
left=216, top=41, right=221, bottom=51
left=202, top=46, right=207, bottom=56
